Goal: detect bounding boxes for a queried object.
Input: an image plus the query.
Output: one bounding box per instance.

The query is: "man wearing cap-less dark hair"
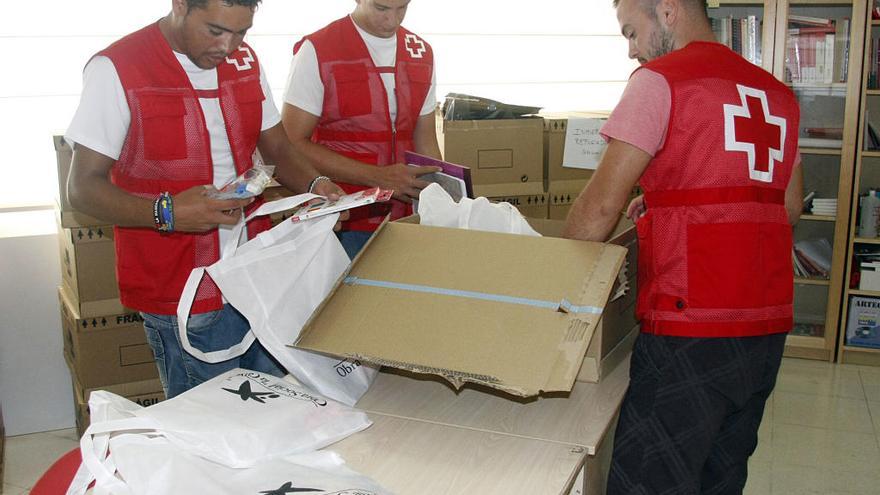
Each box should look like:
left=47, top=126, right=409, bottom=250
left=66, top=0, right=345, bottom=398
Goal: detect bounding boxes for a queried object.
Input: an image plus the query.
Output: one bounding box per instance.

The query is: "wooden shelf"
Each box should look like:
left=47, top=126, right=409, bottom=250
left=785, top=334, right=833, bottom=360
left=800, top=147, right=842, bottom=155
left=795, top=277, right=831, bottom=286
left=848, top=288, right=880, bottom=297
left=842, top=344, right=880, bottom=353
left=788, top=0, right=858, bottom=5
left=800, top=214, right=836, bottom=221
left=854, top=237, right=880, bottom=244
left=839, top=345, right=880, bottom=365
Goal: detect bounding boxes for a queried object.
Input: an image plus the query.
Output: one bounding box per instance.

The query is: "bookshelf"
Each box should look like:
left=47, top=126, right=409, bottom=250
left=837, top=1, right=880, bottom=365
left=710, top=0, right=868, bottom=361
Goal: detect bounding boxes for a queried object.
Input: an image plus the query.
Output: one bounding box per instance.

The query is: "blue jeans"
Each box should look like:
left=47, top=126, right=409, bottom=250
left=141, top=304, right=285, bottom=398
left=336, top=230, right=374, bottom=260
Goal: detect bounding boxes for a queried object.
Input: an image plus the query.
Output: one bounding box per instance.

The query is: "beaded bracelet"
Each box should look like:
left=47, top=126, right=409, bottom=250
left=153, top=192, right=174, bottom=233
left=307, top=175, right=332, bottom=194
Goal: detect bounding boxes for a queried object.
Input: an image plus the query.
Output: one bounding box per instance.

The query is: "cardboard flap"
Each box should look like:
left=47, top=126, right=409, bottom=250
left=296, top=222, right=627, bottom=396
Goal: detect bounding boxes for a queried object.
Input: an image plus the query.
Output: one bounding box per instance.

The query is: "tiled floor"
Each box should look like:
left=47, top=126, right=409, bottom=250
left=2, top=357, right=880, bottom=494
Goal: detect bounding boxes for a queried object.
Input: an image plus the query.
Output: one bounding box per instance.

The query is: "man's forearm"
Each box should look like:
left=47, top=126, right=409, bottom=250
left=563, top=193, right=623, bottom=242
left=69, top=173, right=155, bottom=228
left=289, top=138, right=380, bottom=187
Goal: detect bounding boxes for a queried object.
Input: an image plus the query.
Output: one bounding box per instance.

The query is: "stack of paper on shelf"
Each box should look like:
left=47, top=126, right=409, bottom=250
left=810, top=197, right=838, bottom=216
left=793, top=238, right=833, bottom=278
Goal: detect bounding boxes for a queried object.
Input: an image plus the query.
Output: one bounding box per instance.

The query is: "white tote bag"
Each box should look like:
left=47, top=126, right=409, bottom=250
left=417, top=183, right=540, bottom=235
left=88, top=436, right=393, bottom=495
left=177, top=194, right=379, bottom=405
left=70, top=369, right=372, bottom=491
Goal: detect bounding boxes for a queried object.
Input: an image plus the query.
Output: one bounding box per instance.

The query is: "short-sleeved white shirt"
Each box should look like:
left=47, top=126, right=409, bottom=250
left=65, top=49, right=281, bottom=250
left=283, top=17, right=437, bottom=122
left=66, top=52, right=281, bottom=189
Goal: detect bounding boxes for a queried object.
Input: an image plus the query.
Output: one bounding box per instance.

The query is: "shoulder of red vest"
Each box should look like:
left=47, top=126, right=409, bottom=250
left=99, top=22, right=159, bottom=60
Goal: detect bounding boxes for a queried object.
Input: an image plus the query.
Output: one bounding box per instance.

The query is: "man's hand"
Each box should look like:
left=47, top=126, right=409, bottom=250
left=310, top=179, right=349, bottom=227
left=311, top=178, right=344, bottom=200
left=626, top=195, right=646, bottom=221
left=171, top=185, right=254, bottom=232
left=372, top=164, right=442, bottom=203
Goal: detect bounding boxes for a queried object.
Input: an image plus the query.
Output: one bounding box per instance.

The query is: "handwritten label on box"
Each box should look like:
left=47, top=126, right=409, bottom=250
left=562, top=118, right=606, bottom=170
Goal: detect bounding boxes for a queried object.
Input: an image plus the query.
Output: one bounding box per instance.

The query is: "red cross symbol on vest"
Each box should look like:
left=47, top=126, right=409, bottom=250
left=723, top=84, right=786, bottom=183
left=405, top=33, right=426, bottom=59
left=225, top=46, right=255, bottom=72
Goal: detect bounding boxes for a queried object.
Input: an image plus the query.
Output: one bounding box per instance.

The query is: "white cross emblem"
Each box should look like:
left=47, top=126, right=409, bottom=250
left=723, top=84, right=786, bottom=183
left=405, top=34, right=426, bottom=59
left=225, top=46, right=255, bottom=72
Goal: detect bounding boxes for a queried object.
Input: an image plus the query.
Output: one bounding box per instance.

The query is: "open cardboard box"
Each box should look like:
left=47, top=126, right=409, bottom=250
left=530, top=218, right=639, bottom=382
left=295, top=216, right=628, bottom=397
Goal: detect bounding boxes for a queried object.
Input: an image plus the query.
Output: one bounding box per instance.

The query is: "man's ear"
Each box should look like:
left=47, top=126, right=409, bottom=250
left=656, top=0, right=679, bottom=28
left=171, top=0, right=188, bottom=17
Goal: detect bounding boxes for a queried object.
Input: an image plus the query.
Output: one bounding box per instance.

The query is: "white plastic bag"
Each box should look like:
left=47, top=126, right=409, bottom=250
left=73, top=369, right=371, bottom=481
left=177, top=194, right=379, bottom=406
left=99, top=436, right=392, bottom=495
left=417, top=182, right=540, bottom=235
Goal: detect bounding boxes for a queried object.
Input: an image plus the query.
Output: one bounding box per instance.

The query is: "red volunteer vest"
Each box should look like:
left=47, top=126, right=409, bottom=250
left=99, top=22, right=270, bottom=315
left=636, top=42, right=800, bottom=337
left=295, top=16, right=434, bottom=231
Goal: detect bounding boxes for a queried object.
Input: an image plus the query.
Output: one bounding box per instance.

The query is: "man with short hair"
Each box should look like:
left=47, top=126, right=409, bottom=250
left=564, top=0, right=802, bottom=492
left=66, top=0, right=344, bottom=398
left=282, top=0, right=442, bottom=258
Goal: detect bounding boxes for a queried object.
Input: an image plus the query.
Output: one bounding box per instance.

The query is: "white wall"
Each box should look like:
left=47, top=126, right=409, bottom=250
left=0, top=0, right=633, bottom=434
left=0, top=212, right=73, bottom=435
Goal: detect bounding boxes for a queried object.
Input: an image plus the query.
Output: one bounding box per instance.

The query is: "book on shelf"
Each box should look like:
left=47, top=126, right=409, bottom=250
left=865, top=112, right=880, bottom=151
left=799, top=136, right=843, bottom=148
left=789, top=14, right=834, bottom=28
left=786, top=18, right=849, bottom=85
left=711, top=15, right=761, bottom=66
left=793, top=238, right=833, bottom=278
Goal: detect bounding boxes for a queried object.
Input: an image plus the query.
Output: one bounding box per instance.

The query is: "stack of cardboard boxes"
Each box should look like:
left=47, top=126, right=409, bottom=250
left=437, top=111, right=635, bottom=222
left=53, top=136, right=165, bottom=436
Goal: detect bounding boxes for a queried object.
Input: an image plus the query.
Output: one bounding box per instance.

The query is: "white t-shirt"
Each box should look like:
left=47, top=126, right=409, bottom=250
left=283, top=18, right=436, bottom=124
left=65, top=51, right=281, bottom=252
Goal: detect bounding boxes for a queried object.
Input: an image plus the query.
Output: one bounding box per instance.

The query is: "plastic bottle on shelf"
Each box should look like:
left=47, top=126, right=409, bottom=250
left=860, top=190, right=880, bottom=238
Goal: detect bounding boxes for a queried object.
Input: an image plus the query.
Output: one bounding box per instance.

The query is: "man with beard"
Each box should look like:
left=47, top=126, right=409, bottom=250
left=563, top=0, right=803, bottom=493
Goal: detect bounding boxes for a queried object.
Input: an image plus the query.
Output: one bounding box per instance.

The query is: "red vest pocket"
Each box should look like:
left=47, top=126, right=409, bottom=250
left=232, top=79, right=265, bottom=144
left=687, top=222, right=792, bottom=309
left=139, top=95, right=187, bottom=161
left=331, top=63, right=372, bottom=117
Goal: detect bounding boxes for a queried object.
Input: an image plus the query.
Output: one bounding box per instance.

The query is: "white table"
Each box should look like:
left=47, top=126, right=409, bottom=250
left=332, top=356, right=631, bottom=494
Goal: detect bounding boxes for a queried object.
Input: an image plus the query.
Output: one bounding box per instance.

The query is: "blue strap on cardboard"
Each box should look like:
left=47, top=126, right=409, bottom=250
left=343, top=276, right=602, bottom=315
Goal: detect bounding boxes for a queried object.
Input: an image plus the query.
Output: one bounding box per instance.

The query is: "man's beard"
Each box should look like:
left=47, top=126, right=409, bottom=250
left=648, top=25, right=675, bottom=60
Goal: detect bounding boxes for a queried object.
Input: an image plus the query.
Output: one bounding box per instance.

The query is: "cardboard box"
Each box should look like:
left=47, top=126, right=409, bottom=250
left=59, top=286, right=158, bottom=389
left=70, top=372, right=165, bottom=437
left=56, top=214, right=124, bottom=317
left=440, top=118, right=545, bottom=197
left=541, top=112, right=608, bottom=187
left=528, top=217, right=639, bottom=382
left=860, top=262, right=880, bottom=291
left=846, top=296, right=880, bottom=349
left=548, top=181, right=588, bottom=221
left=485, top=191, right=549, bottom=220
left=296, top=219, right=627, bottom=396
left=54, top=135, right=106, bottom=228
